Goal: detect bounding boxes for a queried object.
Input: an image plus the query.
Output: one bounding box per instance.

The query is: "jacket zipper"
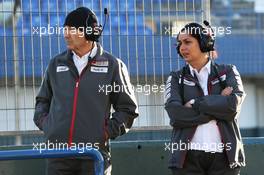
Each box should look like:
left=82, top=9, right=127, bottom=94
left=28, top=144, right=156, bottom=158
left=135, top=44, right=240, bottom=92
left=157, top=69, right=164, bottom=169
left=216, top=119, right=231, bottom=166
left=179, top=127, right=197, bottom=168
left=68, top=60, right=93, bottom=146
left=208, top=79, right=230, bottom=165
left=207, top=75, right=229, bottom=164
left=180, top=78, right=203, bottom=168
left=68, top=79, right=80, bottom=146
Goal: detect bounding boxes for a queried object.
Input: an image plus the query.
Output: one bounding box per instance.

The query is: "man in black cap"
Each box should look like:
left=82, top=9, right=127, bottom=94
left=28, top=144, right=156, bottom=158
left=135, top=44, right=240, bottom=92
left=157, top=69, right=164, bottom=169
left=34, top=7, right=138, bottom=175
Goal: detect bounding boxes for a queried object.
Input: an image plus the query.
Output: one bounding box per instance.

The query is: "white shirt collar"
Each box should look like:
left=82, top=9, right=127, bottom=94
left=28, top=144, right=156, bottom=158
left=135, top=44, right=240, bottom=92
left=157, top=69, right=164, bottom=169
left=72, top=43, right=98, bottom=60
left=189, top=59, right=211, bottom=77
left=72, top=44, right=98, bottom=74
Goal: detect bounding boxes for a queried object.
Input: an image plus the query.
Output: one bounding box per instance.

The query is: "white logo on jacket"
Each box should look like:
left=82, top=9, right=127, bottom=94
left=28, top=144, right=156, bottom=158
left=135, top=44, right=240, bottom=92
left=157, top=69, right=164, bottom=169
left=91, top=60, right=109, bottom=66
left=211, top=74, right=226, bottom=85
left=90, top=66, right=108, bottom=73
left=178, top=78, right=196, bottom=86
left=56, top=66, right=69, bottom=72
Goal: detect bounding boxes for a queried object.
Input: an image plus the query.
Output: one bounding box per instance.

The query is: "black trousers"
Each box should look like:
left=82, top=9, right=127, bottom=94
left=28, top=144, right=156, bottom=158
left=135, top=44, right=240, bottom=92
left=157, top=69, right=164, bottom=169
left=46, top=158, right=111, bottom=175
left=171, top=150, right=240, bottom=175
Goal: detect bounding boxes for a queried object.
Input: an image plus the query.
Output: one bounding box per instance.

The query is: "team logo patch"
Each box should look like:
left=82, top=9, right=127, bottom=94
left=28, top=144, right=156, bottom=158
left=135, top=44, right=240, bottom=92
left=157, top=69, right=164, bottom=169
left=211, top=74, right=226, bottom=85
left=184, top=79, right=195, bottom=86
left=220, top=74, right=226, bottom=81
left=91, top=60, right=109, bottom=66
left=211, top=79, right=220, bottom=85
left=91, top=66, right=108, bottom=73
left=56, top=66, right=69, bottom=72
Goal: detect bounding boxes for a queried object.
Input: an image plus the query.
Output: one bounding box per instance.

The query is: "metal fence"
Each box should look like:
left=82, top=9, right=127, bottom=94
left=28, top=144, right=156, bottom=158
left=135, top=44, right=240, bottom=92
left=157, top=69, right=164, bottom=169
left=0, top=148, right=104, bottom=175
left=0, top=0, right=210, bottom=131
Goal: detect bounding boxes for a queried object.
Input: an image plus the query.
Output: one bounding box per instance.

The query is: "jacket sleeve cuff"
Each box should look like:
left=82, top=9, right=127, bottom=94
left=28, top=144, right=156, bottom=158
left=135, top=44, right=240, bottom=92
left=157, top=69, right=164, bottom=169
left=192, top=97, right=201, bottom=112
left=107, top=118, right=128, bottom=140
left=37, top=114, right=48, bottom=131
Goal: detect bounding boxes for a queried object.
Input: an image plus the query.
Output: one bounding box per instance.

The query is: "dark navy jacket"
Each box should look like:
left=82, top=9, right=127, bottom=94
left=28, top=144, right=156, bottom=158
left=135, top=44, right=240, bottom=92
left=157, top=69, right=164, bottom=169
left=165, top=62, right=246, bottom=169
left=34, top=43, right=138, bottom=154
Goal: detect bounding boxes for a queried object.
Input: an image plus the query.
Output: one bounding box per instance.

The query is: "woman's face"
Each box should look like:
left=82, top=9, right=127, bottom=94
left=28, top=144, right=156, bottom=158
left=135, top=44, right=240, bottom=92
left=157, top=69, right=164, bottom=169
left=178, top=33, right=204, bottom=63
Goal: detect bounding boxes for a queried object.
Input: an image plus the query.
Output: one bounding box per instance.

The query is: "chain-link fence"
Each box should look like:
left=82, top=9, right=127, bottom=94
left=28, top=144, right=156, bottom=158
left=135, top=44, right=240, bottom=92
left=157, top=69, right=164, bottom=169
left=0, top=0, right=210, bottom=132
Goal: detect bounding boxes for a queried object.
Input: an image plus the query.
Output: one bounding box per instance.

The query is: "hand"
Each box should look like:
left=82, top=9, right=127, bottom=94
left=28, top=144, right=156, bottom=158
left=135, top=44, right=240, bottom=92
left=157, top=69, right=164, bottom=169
left=184, top=99, right=194, bottom=108
left=221, top=86, right=233, bottom=96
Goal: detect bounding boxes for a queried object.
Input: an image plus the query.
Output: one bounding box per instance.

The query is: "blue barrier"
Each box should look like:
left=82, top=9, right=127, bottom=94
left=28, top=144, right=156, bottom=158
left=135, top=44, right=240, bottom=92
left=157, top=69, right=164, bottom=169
left=0, top=148, right=104, bottom=175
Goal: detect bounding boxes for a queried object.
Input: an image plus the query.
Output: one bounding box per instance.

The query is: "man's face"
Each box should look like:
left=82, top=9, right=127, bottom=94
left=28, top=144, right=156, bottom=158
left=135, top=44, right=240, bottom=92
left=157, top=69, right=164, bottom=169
left=63, top=26, right=87, bottom=51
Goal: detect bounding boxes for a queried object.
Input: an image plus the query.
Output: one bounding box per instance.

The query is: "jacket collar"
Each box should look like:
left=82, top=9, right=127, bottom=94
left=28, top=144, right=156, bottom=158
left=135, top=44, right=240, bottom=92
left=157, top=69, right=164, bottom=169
left=183, top=59, right=220, bottom=82
left=61, top=42, right=104, bottom=62
left=56, top=43, right=104, bottom=78
left=72, top=43, right=98, bottom=60
left=188, top=59, right=211, bottom=77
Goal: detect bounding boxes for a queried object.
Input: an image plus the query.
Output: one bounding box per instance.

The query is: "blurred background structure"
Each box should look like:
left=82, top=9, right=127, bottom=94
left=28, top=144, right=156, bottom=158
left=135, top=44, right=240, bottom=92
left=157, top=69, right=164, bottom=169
left=0, top=0, right=264, bottom=146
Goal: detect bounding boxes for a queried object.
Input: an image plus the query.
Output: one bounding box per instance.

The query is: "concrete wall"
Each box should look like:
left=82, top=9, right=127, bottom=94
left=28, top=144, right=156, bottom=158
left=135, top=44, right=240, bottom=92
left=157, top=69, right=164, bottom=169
left=0, top=138, right=263, bottom=175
